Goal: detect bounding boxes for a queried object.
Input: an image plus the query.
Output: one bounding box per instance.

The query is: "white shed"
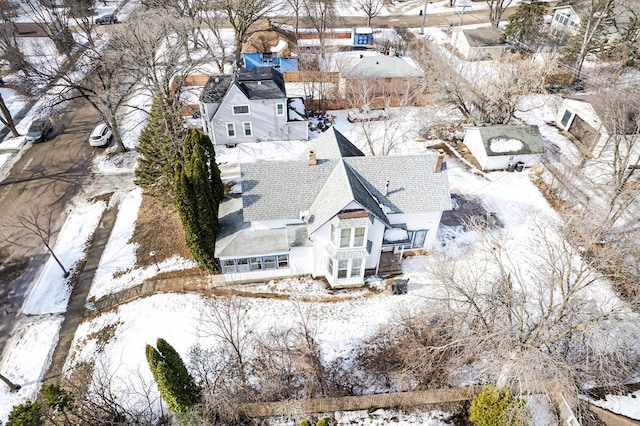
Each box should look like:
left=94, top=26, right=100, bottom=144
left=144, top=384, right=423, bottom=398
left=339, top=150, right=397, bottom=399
left=464, top=125, right=545, bottom=171
left=452, top=27, right=506, bottom=61
left=556, top=95, right=640, bottom=157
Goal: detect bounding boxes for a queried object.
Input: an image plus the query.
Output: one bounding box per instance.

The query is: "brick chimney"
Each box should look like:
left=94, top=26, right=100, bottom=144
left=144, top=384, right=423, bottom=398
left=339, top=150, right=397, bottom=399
left=308, top=150, right=317, bottom=165
left=434, top=149, right=445, bottom=172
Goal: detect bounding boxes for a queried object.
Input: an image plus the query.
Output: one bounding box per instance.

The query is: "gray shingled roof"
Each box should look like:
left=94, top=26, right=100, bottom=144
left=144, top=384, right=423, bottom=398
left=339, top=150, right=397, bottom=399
left=345, top=156, right=452, bottom=214
left=306, top=160, right=389, bottom=234
left=200, top=75, right=234, bottom=103
left=235, top=67, right=287, bottom=100
left=298, top=127, right=364, bottom=161
left=241, top=153, right=452, bottom=231
left=242, top=161, right=336, bottom=221
left=474, top=125, right=544, bottom=156
left=215, top=195, right=311, bottom=257
left=339, top=55, right=423, bottom=79
left=220, top=132, right=452, bottom=257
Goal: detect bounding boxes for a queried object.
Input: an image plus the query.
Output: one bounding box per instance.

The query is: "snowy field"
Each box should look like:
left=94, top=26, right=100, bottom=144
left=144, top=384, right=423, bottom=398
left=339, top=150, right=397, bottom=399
left=2, top=0, right=640, bottom=423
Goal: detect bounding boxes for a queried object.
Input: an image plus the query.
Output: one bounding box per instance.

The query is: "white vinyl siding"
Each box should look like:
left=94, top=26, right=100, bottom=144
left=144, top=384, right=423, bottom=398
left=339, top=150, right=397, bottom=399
left=233, top=105, right=250, bottom=115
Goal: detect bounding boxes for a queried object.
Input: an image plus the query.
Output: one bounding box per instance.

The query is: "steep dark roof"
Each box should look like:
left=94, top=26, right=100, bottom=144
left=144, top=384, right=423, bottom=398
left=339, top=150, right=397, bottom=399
left=200, top=75, right=233, bottom=103
left=235, top=67, right=287, bottom=100
left=299, top=127, right=365, bottom=161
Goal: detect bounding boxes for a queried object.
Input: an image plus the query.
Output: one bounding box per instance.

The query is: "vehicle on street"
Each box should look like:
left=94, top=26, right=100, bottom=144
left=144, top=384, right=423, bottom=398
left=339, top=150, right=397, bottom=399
left=96, top=14, right=118, bottom=25
left=89, top=123, right=112, bottom=147
left=26, top=118, right=52, bottom=142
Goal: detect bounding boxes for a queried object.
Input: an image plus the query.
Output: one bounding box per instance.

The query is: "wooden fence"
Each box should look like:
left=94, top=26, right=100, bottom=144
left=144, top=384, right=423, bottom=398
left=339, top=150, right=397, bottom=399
left=237, top=386, right=485, bottom=418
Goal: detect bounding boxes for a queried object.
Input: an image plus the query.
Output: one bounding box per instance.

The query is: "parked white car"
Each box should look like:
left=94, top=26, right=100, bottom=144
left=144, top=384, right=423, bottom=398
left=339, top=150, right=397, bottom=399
left=89, top=123, right=112, bottom=147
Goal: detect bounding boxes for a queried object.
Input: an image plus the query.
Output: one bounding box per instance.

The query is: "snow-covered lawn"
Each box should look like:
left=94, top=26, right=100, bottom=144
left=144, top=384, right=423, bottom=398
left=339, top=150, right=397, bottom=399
left=0, top=317, right=63, bottom=421
left=2, top=0, right=640, bottom=422
left=23, top=200, right=107, bottom=315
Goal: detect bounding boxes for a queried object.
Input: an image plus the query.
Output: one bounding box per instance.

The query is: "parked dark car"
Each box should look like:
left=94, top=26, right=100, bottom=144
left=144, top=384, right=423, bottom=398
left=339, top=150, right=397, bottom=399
left=96, top=14, right=118, bottom=25
left=26, top=118, right=52, bottom=142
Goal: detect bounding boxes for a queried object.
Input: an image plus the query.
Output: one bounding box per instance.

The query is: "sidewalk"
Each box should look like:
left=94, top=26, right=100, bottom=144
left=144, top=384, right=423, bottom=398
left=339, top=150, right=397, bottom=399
left=43, top=203, right=120, bottom=384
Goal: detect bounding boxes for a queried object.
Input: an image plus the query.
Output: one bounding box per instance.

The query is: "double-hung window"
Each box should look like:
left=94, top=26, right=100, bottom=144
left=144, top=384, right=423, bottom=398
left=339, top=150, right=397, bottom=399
left=226, top=123, right=236, bottom=137
left=276, top=103, right=284, bottom=116
left=233, top=105, right=249, bottom=115
left=339, top=228, right=351, bottom=248
left=336, top=226, right=365, bottom=248
left=243, top=122, right=252, bottom=137
left=337, top=260, right=349, bottom=279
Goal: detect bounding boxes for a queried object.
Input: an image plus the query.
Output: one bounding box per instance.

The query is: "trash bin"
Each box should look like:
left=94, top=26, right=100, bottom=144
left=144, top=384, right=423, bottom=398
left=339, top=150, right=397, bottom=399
left=392, top=279, right=409, bottom=294
left=515, top=161, right=525, bottom=172
left=507, top=162, right=516, bottom=172
left=419, top=9, right=423, bottom=15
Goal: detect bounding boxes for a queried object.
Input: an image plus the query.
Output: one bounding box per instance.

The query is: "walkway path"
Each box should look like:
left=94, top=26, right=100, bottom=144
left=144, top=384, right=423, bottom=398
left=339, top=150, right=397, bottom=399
left=43, top=202, right=120, bottom=384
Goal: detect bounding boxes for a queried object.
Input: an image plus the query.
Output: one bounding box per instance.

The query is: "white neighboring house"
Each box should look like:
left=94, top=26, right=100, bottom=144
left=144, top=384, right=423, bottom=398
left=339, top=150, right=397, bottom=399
left=1, top=22, right=57, bottom=57
left=556, top=95, right=640, bottom=157
left=452, top=27, right=506, bottom=61
left=549, top=3, right=636, bottom=44
left=199, top=67, right=308, bottom=146
left=464, top=125, right=545, bottom=171
left=215, top=128, right=452, bottom=288
left=549, top=5, right=582, bottom=41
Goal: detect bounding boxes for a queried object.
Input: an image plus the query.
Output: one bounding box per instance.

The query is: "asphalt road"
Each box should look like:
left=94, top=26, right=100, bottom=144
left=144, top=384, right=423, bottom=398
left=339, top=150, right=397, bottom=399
left=0, top=98, right=100, bottom=355
left=279, top=7, right=518, bottom=31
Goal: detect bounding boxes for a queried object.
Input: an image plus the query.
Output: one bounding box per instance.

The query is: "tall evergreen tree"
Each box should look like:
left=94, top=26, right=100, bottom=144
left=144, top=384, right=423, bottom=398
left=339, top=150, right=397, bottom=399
left=502, top=0, right=546, bottom=49
left=7, top=401, right=43, bottom=426
left=174, top=129, right=223, bottom=271
left=146, top=338, right=200, bottom=416
left=135, top=93, right=185, bottom=203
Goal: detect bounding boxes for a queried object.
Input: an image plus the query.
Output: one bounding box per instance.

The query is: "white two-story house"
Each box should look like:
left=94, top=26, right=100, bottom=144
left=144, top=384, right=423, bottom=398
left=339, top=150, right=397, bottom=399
left=199, top=67, right=308, bottom=146
left=215, top=128, right=452, bottom=288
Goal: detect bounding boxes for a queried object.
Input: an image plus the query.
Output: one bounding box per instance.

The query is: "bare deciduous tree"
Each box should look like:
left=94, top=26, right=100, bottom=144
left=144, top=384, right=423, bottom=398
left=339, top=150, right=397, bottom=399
left=486, top=0, right=515, bottom=28
left=215, top=0, right=274, bottom=65
left=303, top=0, right=336, bottom=59
left=0, top=91, right=20, bottom=137
left=3, top=206, right=70, bottom=277
left=560, top=0, right=616, bottom=77
left=197, top=296, right=255, bottom=382
left=355, top=0, right=383, bottom=27
left=426, top=215, right=640, bottom=404
left=282, top=0, right=304, bottom=35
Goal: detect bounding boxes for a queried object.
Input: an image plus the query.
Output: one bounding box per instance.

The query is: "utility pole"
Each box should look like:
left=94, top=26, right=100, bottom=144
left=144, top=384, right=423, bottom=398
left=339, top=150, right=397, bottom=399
left=420, top=0, right=429, bottom=34
left=450, top=5, right=469, bottom=64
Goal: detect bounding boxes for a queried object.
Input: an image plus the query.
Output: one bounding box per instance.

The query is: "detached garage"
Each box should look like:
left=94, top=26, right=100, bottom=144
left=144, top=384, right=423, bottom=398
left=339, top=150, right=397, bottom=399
left=452, top=27, right=506, bottom=61
left=463, top=125, right=545, bottom=171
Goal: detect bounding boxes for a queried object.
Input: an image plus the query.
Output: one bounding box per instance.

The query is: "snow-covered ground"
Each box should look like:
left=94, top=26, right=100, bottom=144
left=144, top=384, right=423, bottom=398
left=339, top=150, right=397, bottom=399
left=2, top=0, right=640, bottom=423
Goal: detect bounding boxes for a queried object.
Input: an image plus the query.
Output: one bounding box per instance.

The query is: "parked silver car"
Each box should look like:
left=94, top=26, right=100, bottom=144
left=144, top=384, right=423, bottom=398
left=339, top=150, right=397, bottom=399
left=26, top=118, right=52, bottom=142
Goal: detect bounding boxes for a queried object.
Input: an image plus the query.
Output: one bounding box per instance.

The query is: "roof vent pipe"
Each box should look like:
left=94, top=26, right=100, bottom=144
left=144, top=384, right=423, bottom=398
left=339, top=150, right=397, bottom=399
left=385, top=180, right=389, bottom=197
left=434, top=149, right=445, bottom=172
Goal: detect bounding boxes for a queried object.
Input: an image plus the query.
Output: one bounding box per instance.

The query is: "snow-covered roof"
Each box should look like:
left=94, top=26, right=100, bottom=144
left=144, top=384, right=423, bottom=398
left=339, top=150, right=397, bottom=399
left=287, top=97, right=307, bottom=121
left=469, top=125, right=545, bottom=157
left=338, top=54, right=423, bottom=79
